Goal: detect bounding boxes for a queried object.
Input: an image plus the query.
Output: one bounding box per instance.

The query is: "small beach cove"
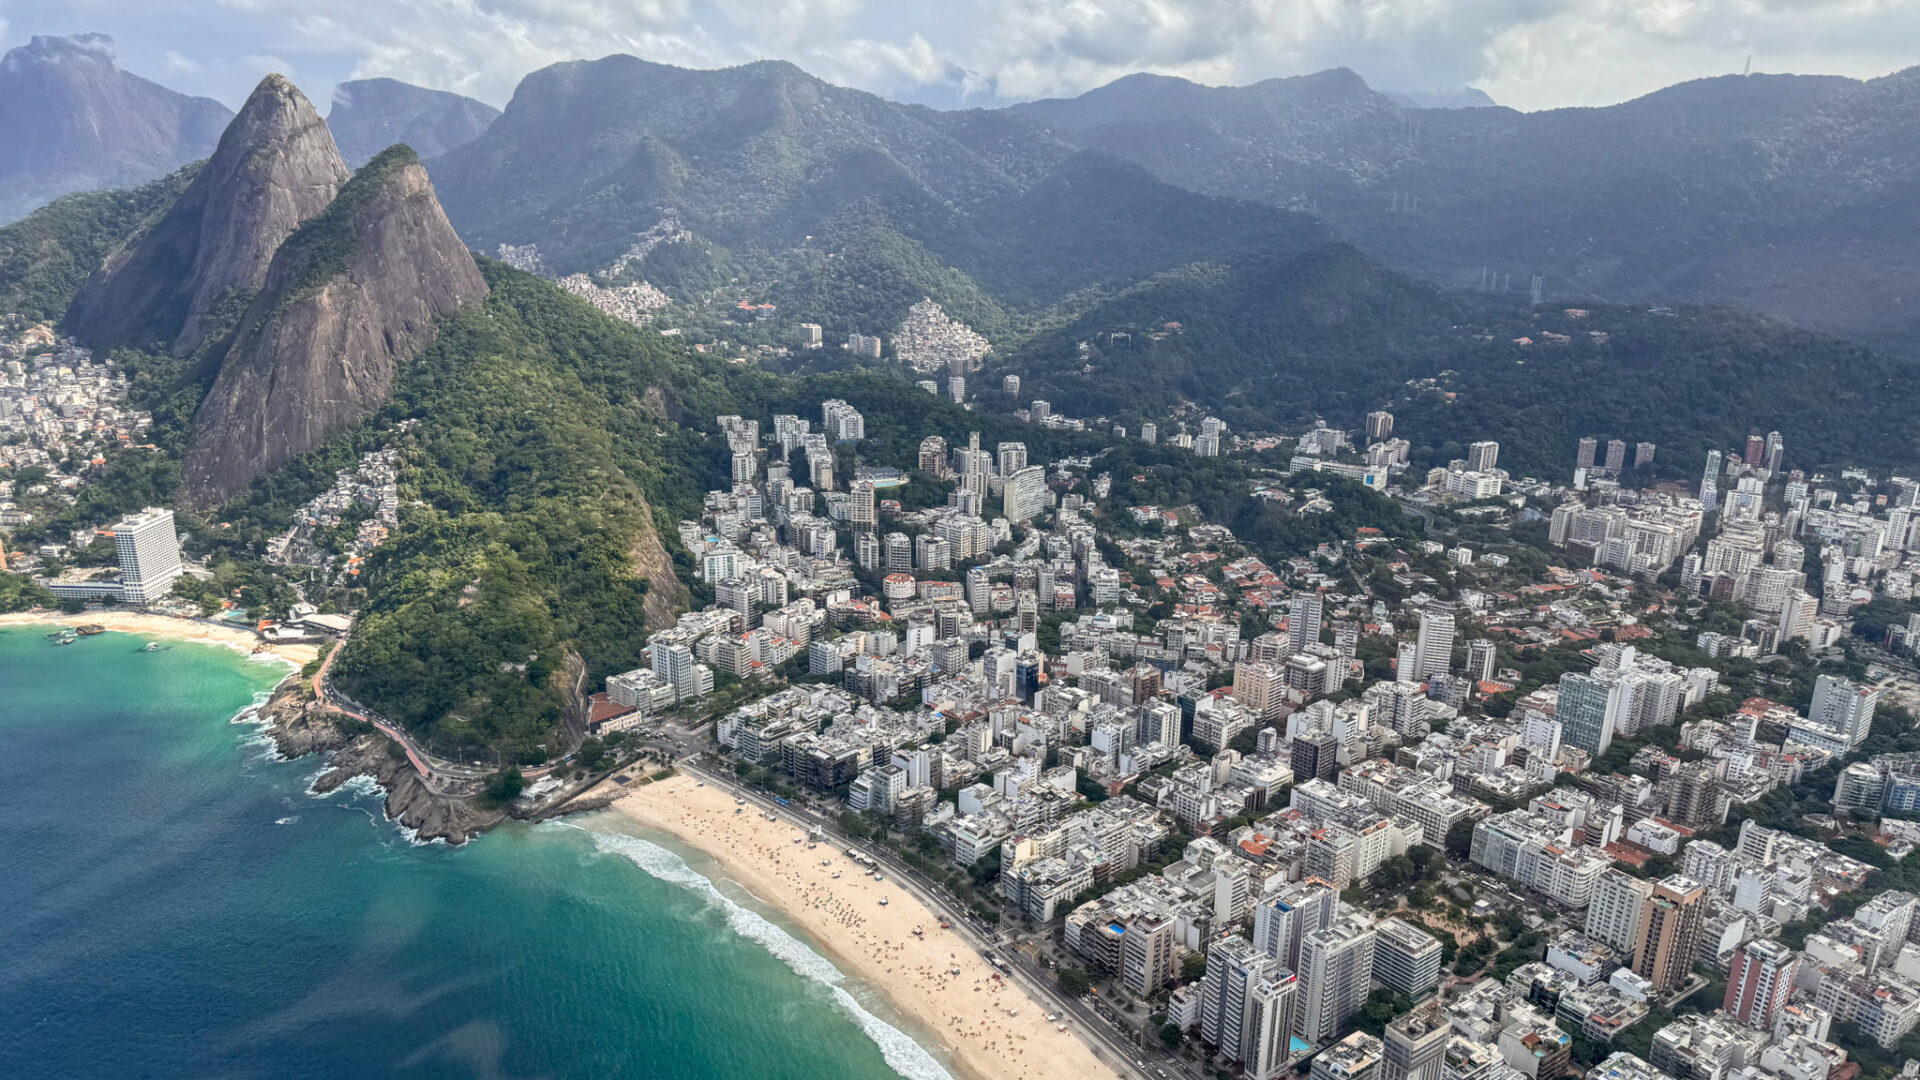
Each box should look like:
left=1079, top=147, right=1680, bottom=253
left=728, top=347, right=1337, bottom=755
left=0, top=627, right=991, bottom=1080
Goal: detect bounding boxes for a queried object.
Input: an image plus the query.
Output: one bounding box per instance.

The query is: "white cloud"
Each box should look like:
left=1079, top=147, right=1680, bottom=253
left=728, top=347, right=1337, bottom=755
left=1, top=0, right=1914, bottom=111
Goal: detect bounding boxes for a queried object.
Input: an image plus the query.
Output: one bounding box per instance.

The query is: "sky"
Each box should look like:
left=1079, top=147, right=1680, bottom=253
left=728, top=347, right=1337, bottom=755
left=1, top=0, right=1916, bottom=114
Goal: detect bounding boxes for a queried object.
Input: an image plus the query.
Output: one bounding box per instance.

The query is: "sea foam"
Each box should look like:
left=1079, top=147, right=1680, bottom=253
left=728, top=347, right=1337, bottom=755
left=584, top=828, right=957, bottom=1080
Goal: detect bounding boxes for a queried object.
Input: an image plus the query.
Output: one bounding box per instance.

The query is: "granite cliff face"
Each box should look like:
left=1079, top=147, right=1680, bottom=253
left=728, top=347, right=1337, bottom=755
left=180, top=146, right=487, bottom=503
left=0, top=34, right=232, bottom=223
left=65, top=74, right=350, bottom=355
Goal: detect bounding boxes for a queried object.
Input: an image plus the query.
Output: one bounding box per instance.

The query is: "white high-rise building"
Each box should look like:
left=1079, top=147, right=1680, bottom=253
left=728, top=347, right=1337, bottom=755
left=1290, top=593, right=1324, bottom=654
left=1254, top=880, right=1336, bottom=970
left=112, top=507, right=184, bottom=604
left=1296, top=914, right=1376, bottom=1047
left=1467, top=639, right=1498, bottom=683
left=1809, top=674, right=1880, bottom=750
left=1558, top=670, right=1629, bottom=757
left=1003, top=465, right=1049, bottom=522
left=1247, top=974, right=1300, bottom=1080
left=1700, top=450, right=1724, bottom=511
left=1586, top=870, right=1654, bottom=957
left=1415, top=603, right=1456, bottom=682
left=651, top=642, right=704, bottom=700
left=1201, top=937, right=1277, bottom=1066
left=1467, top=441, right=1500, bottom=473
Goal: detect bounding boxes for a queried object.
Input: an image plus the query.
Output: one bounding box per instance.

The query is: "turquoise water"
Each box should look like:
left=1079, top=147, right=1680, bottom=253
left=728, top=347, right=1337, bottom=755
left=0, top=628, right=951, bottom=1080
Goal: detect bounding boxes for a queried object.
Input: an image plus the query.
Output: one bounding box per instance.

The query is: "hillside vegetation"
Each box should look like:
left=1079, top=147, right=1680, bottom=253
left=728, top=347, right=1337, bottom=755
left=0, top=166, right=199, bottom=321
left=996, top=244, right=1920, bottom=479
left=327, top=261, right=733, bottom=763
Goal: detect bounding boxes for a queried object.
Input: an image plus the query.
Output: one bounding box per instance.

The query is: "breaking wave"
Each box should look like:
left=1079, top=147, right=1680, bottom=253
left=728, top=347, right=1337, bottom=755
left=584, top=828, right=956, bottom=1080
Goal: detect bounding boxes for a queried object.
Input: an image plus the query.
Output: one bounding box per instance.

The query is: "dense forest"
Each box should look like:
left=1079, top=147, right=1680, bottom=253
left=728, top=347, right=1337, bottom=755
left=994, top=244, right=1920, bottom=479
left=0, top=166, right=199, bottom=321
left=324, top=261, right=736, bottom=764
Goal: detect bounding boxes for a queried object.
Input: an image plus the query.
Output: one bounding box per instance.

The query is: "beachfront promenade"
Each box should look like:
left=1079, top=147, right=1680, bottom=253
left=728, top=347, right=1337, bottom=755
left=675, top=756, right=1177, bottom=1080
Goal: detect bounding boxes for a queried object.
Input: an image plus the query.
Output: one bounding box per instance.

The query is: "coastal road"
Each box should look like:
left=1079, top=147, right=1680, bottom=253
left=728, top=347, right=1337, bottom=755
left=311, top=641, right=567, bottom=792
left=679, top=759, right=1169, bottom=1080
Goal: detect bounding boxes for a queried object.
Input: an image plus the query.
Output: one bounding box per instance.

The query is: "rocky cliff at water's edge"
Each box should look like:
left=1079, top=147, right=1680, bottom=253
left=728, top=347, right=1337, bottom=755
left=260, top=682, right=504, bottom=844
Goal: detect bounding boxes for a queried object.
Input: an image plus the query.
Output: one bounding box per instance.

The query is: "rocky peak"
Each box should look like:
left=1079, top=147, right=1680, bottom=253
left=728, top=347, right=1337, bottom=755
left=180, top=145, right=488, bottom=504
left=65, top=73, right=350, bottom=355
left=0, top=34, right=231, bottom=222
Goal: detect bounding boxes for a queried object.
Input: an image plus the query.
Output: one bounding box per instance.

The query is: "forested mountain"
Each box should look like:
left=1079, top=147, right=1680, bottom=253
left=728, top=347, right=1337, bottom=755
left=425, top=55, right=1326, bottom=336
left=327, top=78, right=499, bottom=167
left=0, top=166, right=199, bottom=321
left=1008, top=66, right=1920, bottom=345
left=995, top=243, right=1920, bottom=479
left=0, top=35, right=231, bottom=223
left=323, top=262, right=721, bottom=762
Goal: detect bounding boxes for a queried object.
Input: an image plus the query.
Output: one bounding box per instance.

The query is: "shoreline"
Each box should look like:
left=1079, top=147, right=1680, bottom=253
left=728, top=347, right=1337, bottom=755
left=0, top=610, right=320, bottom=668
left=598, top=773, right=1125, bottom=1080
left=3, top=614, right=497, bottom=842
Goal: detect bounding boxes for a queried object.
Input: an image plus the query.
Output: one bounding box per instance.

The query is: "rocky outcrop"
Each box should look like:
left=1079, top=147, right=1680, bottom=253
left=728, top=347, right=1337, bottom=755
left=327, top=78, right=500, bottom=167
left=629, top=490, right=689, bottom=630
left=310, top=737, right=505, bottom=845
left=180, top=145, right=487, bottom=503
left=259, top=683, right=357, bottom=758
left=65, top=73, right=349, bottom=355
left=0, top=34, right=231, bottom=223
left=261, top=682, right=504, bottom=845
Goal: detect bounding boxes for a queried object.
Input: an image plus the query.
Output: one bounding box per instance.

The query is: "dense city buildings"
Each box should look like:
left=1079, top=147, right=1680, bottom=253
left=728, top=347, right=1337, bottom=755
left=602, top=395, right=1920, bottom=1080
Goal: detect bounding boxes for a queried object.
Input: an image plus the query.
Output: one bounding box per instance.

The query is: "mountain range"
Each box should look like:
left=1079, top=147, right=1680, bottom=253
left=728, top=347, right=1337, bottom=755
left=1011, top=66, right=1920, bottom=345
left=0, top=35, right=230, bottom=223
left=6, top=45, right=1920, bottom=755
left=10, top=37, right=1920, bottom=346
left=0, top=37, right=497, bottom=226
left=9, top=42, right=1920, bottom=482
left=327, top=78, right=499, bottom=167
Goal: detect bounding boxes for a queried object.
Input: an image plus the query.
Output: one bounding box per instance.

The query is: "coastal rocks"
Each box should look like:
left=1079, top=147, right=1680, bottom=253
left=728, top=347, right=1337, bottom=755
left=261, top=678, right=503, bottom=845
left=543, top=790, right=621, bottom=818
left=258, top=683, right=357, bottom=757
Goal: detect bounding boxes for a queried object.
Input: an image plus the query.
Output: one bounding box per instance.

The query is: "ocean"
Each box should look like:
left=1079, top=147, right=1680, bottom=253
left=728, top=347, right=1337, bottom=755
left=0, top=627, right=954, bottom=1080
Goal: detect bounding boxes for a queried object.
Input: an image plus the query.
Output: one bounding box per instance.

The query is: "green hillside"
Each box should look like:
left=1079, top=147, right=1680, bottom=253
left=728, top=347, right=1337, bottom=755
left=997, top=244, right=1920, bottom=478
left=0, top=165, right=198, bottom=321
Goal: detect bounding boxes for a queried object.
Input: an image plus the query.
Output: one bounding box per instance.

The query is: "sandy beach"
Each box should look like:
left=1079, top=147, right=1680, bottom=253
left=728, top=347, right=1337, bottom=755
left=0, top=610, right=319, bottom=668
left=606, top=773, right=1126, bottom=1080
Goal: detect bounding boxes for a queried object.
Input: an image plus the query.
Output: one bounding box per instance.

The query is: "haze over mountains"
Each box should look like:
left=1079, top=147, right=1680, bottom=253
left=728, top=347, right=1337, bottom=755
left=6, top=32, right=1920, bottom=482
left=0, top=37, right=497, bottom=222
left=0, top=35, right=230, bottom=222
left=1014, top=66, right=1920, bottom=345
left=8, top=33, right=1920, bottom=346
left=420, top=49, right=1920, bottom=346
left=327, top=78, right=500, bottom=167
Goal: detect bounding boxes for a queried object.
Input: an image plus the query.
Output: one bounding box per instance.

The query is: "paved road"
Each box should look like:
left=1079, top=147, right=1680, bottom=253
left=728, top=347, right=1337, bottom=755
left=311, top=641, right=562, bottom=792
left=680, top=759, right=1186, bottom=1080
